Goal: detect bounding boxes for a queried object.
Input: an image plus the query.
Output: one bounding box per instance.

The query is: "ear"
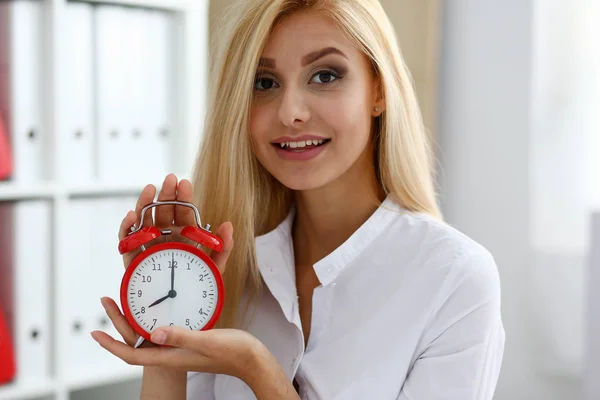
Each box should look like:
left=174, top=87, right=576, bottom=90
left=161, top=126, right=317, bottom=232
left=371, top=76, right=385, bottom=117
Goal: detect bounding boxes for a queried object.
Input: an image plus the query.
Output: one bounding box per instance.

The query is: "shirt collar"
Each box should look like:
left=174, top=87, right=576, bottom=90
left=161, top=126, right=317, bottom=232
left=313, top=196, right=401, bottom=285
left=255, top=195, right=402, bottom=288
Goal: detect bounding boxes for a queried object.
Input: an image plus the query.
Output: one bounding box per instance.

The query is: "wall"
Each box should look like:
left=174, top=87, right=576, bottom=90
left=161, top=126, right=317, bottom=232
left=439, top=0, right=599, bottom=398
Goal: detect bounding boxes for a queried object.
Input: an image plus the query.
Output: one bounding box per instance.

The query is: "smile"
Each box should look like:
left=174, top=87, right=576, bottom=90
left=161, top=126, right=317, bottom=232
left=272, top=139, right=331, bottom=161
left=275, top=139, right=331, bottom=151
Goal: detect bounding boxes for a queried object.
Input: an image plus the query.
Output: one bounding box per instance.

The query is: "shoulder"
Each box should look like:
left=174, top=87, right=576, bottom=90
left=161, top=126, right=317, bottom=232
left=382, top=208, right=501, bottom=304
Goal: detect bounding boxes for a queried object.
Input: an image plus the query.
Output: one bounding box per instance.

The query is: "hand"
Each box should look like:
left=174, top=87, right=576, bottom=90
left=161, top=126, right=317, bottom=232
left=92, top=301, right=298, bottom=398
left=91, top=315, right=264, bottom=380
left=112, top=173, right=234, bottom=349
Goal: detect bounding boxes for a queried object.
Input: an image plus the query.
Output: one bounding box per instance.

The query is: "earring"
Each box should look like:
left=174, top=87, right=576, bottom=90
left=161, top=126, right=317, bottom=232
left=374, top=107, right=381, bottom=113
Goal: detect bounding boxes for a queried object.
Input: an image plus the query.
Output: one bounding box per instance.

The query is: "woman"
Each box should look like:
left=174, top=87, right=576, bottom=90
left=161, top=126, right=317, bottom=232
left=91, top=0, right=505, bottom=398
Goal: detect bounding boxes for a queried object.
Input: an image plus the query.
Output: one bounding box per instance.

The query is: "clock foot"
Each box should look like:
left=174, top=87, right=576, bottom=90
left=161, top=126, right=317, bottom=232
left=134, top=336, right=145, bottom=348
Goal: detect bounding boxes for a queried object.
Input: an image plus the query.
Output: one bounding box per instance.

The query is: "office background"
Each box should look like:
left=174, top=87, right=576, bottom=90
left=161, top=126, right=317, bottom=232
left=0, top=0, right=598, bottom=399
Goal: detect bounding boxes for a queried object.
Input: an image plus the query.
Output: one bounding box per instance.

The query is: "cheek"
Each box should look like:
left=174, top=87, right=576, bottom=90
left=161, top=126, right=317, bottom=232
left=249, top=104, right=270, bottom=144
left=321, top=91, right=372, bottom=147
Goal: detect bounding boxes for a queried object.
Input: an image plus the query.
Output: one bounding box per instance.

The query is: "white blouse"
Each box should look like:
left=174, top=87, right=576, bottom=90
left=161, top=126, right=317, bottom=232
left=187, top=197, right=505, bottom=399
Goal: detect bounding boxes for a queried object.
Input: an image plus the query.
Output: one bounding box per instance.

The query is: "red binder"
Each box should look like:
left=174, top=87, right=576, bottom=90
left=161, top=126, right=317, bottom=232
left=0, top=305, right=16, bottom=384
left=0, top=114, right=12, bottom=180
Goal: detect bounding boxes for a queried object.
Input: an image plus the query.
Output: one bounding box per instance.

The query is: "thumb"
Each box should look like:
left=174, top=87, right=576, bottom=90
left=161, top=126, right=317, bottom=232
left=211, top=221, right=233, bottom=275
left=151, top=326, right=202, bottom=348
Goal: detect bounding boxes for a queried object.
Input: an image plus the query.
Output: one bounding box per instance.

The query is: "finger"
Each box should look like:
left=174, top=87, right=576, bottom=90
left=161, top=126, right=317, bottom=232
left=210, top=222, right=234, bottom=275
left=91, top=330, right=162, bottom=366
left=174, top=179, right=195, bottom=227
left=150, top=326, right=215, bottom=351
left=100, top=297, right=138, bottom=347
left=118, top=210, right=137, bottom=241
left=155, top=174, right=178, bottom=228
left=135, top=184, right=157, bottom=229
left=91, top=330, right=209, bottom=371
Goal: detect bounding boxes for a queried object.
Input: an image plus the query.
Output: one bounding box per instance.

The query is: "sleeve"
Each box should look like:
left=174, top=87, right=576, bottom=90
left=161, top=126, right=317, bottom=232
left=398, top=247, right=506, bottom=400
left=186, top=372, right=216, bottom=400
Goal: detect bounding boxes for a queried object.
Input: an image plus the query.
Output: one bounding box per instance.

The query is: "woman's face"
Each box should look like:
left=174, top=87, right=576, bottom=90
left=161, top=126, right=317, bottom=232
left=249, top=11, right=383, bottom=191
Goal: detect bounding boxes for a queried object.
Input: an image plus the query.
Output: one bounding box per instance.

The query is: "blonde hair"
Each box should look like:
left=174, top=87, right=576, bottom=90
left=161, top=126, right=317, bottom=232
left=192, top=0, right=442, bottom=329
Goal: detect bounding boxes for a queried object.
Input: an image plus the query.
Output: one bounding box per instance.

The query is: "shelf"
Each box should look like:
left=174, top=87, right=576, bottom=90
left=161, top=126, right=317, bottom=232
left=65, top=364, right=142, bottom=392
left=72, top=0, right=200, bottom=12
left=0, top=378, right=56, bottom=400
left=0, top=182, right=57, bottom=201
left=0, top=181, right=150, bottom=200
left=66, top=182, right=148, bottom=198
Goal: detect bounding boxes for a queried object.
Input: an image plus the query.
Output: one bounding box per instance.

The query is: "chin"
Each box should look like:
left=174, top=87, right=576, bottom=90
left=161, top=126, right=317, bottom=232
left=270, top=169, right=337, bottom=192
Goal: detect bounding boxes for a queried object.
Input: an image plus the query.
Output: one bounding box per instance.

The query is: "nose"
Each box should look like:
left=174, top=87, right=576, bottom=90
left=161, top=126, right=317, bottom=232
left=278, top=86, right=311, bottom=128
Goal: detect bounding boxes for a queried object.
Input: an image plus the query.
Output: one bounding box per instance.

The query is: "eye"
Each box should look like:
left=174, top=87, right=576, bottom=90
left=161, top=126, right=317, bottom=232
left=254, top=77, right=278, bottom=91
left=310, top=70, right=340, bottom=84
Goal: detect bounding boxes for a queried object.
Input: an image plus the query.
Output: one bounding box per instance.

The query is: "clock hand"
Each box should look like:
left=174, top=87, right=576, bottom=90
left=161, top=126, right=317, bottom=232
left=171, top=253, right=175, bottom=291
left=148, top=294, right=170, bottom=308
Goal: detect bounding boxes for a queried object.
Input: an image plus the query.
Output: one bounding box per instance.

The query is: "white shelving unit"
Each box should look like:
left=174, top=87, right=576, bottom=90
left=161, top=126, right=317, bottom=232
left=0, top=0, right=209, bottom=399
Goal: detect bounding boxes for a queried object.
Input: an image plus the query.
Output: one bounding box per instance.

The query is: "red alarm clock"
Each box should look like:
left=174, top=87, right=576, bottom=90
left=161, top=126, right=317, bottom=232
left=0, top=305, right=16, bottom=384
left=118, top=201, right=225, bottom=348
left=0, top=114, right=12, bottom=180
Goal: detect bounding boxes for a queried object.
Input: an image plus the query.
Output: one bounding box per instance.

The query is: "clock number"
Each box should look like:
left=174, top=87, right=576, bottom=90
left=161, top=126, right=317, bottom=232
left=186, top=319, right=190, bottom=326
left=151, top=319, right=157, bottom=329
left=137, top=290, right=142, bottom=297
left=168, top=260, right=178, bottom=269
left=142, top=275, right=152, bottom=283
left=199, top=274, right=204, bottom=282
left=141, top=307, right=146, bottom=314
left=152, top=263, right=161, bottom=271
left=203, top=291, right=207, bottom=298
left=187, top=263, right=191, bottom=271
left=169, top=322, right=174, bottom=326
left=199, top=308, right=206, bottom=315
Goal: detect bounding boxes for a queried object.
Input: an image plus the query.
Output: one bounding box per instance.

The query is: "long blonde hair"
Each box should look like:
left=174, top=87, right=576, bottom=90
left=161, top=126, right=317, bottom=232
left=192, top=0, right=442, bottom=329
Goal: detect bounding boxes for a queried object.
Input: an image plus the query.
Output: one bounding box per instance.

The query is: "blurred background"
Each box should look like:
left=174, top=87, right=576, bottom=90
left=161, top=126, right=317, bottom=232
left=0, top=0, right=599, bottom=399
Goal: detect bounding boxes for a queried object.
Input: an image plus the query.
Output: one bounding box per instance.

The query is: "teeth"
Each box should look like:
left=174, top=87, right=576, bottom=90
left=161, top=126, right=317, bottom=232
left=278, top=139, right=327, bottom=149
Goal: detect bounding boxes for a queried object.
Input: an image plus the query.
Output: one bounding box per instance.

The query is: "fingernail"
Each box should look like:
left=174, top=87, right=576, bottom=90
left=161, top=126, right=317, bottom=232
left=152, top=330, right=167, bottom=344
left=100, top=297, right=107, bottom=308
left=90, top=331, right=99, bottom=341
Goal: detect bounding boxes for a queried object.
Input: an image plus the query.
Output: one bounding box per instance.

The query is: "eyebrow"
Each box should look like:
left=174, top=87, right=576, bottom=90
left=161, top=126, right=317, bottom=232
left=258, top=47, right=348, bottom=69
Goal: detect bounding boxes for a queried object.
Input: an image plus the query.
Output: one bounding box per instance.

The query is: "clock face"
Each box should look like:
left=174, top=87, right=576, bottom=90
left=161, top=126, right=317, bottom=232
left=123, top=246, right=221, bottom=335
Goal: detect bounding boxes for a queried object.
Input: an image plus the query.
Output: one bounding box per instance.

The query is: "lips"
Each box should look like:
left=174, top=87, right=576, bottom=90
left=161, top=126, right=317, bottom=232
left=272, top=138, right=331, bottom=161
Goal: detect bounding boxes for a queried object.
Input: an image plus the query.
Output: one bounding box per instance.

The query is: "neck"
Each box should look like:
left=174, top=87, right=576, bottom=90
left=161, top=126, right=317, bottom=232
left=292, top=151, right=386, bottom=267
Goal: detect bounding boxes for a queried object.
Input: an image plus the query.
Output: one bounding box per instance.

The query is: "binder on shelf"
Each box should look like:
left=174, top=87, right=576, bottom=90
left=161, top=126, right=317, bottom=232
left=126, top=7, right=151, bottom=181
left=0, top=114, right=12, bottom=180
left=94, top=4, right=176, bottom=185
left=62, top=2, right=94, bottom=183
left=94, top=5, right=136, bottom=184
left=0, top=304, right=16, bottom=385
left=0, top=200, right=51, bottom=386
left=140, top=8, right=175, bottom=182
left=62, top=196, right=138, bottom=380
left=0, top=0, right=48, bottom=183
left=585, top=212, right=600, bottom=400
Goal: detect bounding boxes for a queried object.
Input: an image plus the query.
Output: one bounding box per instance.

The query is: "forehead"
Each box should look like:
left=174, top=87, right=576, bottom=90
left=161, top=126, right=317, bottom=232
left=261, top=11, right=354, bottom=61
